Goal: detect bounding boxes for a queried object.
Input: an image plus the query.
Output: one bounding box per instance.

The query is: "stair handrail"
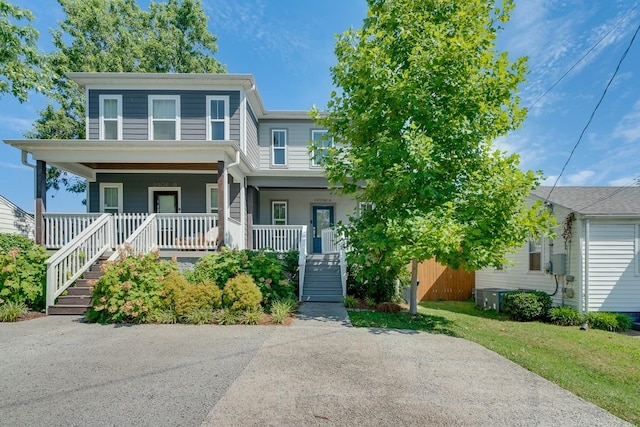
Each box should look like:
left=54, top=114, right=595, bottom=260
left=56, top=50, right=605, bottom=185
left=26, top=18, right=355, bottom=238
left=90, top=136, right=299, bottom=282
left=108, top=214, right=158, bottom=262
left=298, top=225, right=307, bottom=302
left=339, top=247, right=347, bottom=298
left=45, top=213, right=113, bottom=313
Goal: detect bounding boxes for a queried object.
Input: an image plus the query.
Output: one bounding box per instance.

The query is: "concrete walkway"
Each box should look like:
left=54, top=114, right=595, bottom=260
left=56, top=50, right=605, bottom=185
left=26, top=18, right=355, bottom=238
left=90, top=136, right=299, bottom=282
left=293, top=302, right=352, bottom=327
left=0, top=314, right=632, bottom=427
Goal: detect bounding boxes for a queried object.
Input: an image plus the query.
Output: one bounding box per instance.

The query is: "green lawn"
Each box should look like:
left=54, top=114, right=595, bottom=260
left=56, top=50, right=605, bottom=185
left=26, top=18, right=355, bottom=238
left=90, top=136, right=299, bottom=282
left=348, top=301, right=640, bottom=426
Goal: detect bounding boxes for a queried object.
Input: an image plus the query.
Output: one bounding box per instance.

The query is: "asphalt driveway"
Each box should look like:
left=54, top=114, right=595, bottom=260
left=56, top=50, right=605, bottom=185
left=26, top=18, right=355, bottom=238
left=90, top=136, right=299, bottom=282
left=0, top=305, right=631, bottom=427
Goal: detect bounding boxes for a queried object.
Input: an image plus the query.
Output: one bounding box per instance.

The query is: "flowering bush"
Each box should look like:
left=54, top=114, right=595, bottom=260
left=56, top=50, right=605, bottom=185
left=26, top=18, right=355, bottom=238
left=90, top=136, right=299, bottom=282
left=85, top=249, right=177, bottom=323
left=0, top=234, right=48, bottom=310
left=223, top=274, right=262, bottom=312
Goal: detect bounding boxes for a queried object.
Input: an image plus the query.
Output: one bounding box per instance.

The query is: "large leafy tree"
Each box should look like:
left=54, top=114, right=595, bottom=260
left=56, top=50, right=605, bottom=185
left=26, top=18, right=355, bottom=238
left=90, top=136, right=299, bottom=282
left=315, top=0, right=553, bottom=313
left=0, top=0, right=49, bottom=102
left=28, top=0, right=225, bottom=193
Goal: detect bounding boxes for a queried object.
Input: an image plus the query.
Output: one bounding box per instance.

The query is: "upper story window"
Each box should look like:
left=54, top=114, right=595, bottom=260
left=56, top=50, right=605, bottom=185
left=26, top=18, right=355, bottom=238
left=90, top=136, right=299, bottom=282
left=311, top=129, right=332, bottom=167
left=529, top=238, right=542, bottom=271
left=149, top=95, right=180, bottom=140
left=99, top=95, right=122, bottom=140
left=207, top=95, right=229, bottom=140
left=271, top=129, right=287, bottom=166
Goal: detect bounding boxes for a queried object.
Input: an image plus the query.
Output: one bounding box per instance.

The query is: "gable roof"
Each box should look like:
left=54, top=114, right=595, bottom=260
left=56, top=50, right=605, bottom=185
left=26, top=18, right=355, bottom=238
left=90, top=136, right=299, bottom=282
left=530, top=186, right=640, bottom=216
left=0, top=194, right=32, bottom=217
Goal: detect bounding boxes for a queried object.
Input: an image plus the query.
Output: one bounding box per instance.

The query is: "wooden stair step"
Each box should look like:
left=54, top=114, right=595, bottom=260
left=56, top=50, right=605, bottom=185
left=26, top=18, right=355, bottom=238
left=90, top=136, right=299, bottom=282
left=56, top=295, right=93, bottom=305
left=65, top=287, right=93, bottom=296
left=48, top=305, right=91, bottom=315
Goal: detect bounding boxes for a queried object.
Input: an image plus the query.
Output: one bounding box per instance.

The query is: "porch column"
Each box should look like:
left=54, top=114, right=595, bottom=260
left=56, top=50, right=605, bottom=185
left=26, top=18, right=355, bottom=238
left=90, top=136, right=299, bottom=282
left=246, top=185, right=255, bottom=250
left=35, top=160, right=47, bottom=246
left=217, top=161, right=225, bottom=249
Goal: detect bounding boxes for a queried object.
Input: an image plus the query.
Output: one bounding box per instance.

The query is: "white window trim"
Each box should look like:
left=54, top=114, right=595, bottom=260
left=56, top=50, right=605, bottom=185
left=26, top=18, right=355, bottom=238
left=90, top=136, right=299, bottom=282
left=99, top=183, right=123, bottom=213
left=206, top=95, right=230, bottom=140
left=147, top=187, right=182, bottom=213
left=271, top=129, right=288, bottom=166
left=98, top=94, right=122, bottom=140
left=311, top=129, right=332, bottom=167
left=528, top=237, right=543, bottom=272
left=205, top=183, right=219, bottom=215
left=148, top=95, right=181, bottom=140
left=271, top=200, right=288, bottom=225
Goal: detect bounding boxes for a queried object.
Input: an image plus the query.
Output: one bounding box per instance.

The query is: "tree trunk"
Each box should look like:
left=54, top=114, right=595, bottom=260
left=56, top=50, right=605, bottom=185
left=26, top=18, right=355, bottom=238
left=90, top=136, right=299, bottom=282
left=410, top=258, right=418, bottom=315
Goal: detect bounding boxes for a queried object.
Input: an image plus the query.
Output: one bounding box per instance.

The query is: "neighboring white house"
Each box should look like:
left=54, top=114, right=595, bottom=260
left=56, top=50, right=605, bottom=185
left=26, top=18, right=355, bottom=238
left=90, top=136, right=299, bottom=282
left=476, top=186, right=640, bottom=316
left=0, top=195, right=34, bottom=239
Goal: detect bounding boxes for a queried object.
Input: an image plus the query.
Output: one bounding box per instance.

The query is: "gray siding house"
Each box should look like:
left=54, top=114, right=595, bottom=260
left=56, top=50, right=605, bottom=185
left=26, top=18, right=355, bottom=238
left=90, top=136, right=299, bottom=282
left=6, top=72, right=358, bottom=254
left=476, top=186, right=640, bottom=316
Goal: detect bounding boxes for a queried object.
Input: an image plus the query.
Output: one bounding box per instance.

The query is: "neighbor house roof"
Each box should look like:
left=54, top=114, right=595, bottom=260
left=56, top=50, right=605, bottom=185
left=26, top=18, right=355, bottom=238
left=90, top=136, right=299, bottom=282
left=531, top=186, right=640, bottom=216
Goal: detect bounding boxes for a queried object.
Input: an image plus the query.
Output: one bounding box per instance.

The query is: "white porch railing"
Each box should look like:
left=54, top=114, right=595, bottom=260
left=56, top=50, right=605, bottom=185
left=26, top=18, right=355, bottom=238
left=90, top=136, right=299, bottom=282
left=155, top=213, right=219, bottom=250
left=339, top=248, right=347, bottom=298
left=45, top=214, right=112, bottom=313
left=43, top=213, right=103, bottom=249
left=298, top=225, right=307, bottom=302
left=252, top=225, right=305, bottom=252
left=108, top=214, right=158, bottom=262
left=321, top=227, right=341, bottom=254
left=113, top=213, right=149, bottom=246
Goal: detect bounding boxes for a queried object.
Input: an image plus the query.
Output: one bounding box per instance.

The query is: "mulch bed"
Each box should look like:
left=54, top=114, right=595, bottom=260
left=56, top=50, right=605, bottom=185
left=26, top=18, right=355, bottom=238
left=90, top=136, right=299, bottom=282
left=17, top=311, right=46, bottom=321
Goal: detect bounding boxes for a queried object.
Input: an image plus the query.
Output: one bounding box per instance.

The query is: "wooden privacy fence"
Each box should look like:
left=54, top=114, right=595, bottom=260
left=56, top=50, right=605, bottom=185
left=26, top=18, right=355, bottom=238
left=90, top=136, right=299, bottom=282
left=415, top=258, right=475, bottom=301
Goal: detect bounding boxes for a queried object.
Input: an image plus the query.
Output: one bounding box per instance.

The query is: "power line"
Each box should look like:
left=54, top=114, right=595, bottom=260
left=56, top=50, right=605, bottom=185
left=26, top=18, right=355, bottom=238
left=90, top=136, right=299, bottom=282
left=545, top=20, right=640, bottom=201
left=531, top=2, right=640, bottom=108
left=574, top=173, right=640, bottom=212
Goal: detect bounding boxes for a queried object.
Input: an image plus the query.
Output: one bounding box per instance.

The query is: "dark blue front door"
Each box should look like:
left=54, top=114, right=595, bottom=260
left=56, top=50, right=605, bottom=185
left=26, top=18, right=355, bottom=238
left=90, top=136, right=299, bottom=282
left=312, top=205, right=334, bottom=253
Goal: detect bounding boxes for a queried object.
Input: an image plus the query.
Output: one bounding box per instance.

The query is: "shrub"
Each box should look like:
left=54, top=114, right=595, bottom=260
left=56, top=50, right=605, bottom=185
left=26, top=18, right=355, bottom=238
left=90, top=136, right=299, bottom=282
left=147, top=309, right=178, bottom=324
left=162, top=271, right=222, bottom=317
left=222, top=274, right=262, bottom=312
left=343, top=295, right=358, bottom=308
left=186, top=249, right=296, bottom=306
left=549, top=306, right=584, bottom=326
left=501, top=290, right=552, bottom=322
left=586, top=312, right=632, bottom=332
left=0, top=301, right=28, bottom=322
left=270, top=298, right=297, bottom=324
left=183, top=308, right=213, bottom=325
left=86, top=250, right=178, bottom=323
left=346, top=258, right=407, bottom=303
left=0, top=234, right=48, bottom=310
left=213, top=308, right=238, bottom=325
left=239, top=308, right=263, bottom=325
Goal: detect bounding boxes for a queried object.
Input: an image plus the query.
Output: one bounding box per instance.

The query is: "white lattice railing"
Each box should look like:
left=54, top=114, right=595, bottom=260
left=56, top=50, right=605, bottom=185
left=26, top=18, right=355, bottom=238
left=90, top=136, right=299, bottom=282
left=43, top=213, right=103, bottom=249
left=45, top=214, right=112, bottom=312
left=252, top=225, right=305, bottom=252
left=298, top=225, right=308, bottom=301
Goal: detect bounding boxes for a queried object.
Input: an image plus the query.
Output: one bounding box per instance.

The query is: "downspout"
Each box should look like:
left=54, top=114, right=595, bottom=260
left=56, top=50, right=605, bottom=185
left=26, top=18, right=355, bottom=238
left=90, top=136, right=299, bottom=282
left=577, top=217, right=584, bottom=314
left=21, top=150, right=37, bottom=198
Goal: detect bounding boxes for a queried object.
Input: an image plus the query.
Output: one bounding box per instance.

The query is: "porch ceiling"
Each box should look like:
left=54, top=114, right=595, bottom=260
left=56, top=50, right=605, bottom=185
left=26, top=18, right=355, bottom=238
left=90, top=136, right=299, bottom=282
left=81, top=162, right=218, bottom=171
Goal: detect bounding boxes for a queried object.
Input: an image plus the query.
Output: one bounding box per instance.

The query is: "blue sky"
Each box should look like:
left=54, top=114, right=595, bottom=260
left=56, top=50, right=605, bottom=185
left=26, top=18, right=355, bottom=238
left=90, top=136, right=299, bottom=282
left=1, top=0, right=639, bottom=213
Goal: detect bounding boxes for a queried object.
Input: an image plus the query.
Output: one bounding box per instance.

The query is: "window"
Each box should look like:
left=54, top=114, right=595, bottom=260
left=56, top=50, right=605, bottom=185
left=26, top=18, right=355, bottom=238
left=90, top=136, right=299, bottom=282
left=99, top=95, right=122, bottom=140
left=358, top=202, right=374, bottom=217
left=149, top=95, right=180, bottom=140
left=272, top=201, right=287, bottom=225
left=529, top=238, right=542, bottom=271
left=99, top=183, right=122, bottom=213
left=206, top=95, right=229, bottom=140
left=311, top=129, right=332, bottom=166
left=206, top=183, right=219, bottom=215
left=271, top=129, right=287, bottom=166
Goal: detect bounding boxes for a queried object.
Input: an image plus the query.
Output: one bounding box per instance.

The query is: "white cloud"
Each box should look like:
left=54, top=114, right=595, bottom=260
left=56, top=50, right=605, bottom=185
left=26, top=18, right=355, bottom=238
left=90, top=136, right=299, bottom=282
left=608, top=175, right=638, bottom=186
left=565, top=169, right=595, bottom=185
left=0, top=162, right=31, bottom=171
left=3, top=116, right=34, bottom=133
left=613, top=99, right=640, bottom=142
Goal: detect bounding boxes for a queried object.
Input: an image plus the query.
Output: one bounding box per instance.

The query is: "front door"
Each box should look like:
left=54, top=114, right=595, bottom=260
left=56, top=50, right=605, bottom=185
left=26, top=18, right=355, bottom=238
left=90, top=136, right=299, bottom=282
left=312, top=205, right=334, bottom=253
left=154, top=191, right=178, bottom=213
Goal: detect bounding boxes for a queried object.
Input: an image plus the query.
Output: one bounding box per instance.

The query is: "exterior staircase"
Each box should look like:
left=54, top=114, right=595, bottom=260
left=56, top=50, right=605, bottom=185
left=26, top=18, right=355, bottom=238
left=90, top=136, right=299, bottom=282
left=48, top=258, right=106, bottom=315
left=301, top=254, right=343, bottom=303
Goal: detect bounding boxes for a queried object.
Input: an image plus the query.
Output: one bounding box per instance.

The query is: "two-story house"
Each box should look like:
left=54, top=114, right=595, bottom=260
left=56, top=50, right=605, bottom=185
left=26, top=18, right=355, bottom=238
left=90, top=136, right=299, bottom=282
left=5, top=72, right=354, bottom=312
